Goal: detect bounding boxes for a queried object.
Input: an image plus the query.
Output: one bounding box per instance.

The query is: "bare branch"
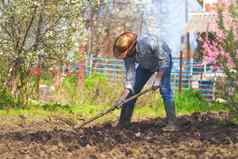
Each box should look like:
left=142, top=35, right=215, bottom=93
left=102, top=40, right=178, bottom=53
left=7, top=13, right=22, bottom=52
left=42, top=15, right=63, bottom=36
left=0, top=23, right=13, bottom=39
left=20, top=6, right=37, bottom=53
left=32, top=10, right=43, bottom=51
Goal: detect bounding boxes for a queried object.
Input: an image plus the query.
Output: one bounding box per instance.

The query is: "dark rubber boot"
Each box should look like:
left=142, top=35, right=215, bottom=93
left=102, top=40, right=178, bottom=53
left=118, top=104, right=135, bottom=128
left=162, top=101, right=179, bottom=131
left=164, top=101, right=176, bottom=123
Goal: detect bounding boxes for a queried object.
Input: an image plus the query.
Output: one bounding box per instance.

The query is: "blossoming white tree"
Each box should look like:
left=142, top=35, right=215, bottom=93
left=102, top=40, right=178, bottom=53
left=0, top=0, right=100, bottom=106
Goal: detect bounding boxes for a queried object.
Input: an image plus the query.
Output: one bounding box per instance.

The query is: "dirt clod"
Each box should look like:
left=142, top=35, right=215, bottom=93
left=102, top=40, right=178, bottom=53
left=0, top=112, right=237, bottom=159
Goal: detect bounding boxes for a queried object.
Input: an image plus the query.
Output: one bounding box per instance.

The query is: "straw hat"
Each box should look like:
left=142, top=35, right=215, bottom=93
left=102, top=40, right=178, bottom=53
left=113, top=32, right=137, bottom=59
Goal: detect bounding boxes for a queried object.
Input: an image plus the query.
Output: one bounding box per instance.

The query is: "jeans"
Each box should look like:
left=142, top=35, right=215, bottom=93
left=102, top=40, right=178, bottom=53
left=119, top=57, right=175, bottom=124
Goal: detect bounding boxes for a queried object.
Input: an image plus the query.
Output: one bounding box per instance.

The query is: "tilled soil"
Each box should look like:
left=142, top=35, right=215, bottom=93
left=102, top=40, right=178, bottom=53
left=0, top=112, right=237, bottom=159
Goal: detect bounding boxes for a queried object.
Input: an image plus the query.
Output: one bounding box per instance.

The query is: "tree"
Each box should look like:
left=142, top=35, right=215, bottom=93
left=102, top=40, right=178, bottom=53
left=0, top=0, right=100, bottom=106
left=202, top=0, right=238, bottom=113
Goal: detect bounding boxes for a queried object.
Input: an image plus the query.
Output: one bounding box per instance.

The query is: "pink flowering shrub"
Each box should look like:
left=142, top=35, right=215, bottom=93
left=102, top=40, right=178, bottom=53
left=202, top=1, right=238, bottom=112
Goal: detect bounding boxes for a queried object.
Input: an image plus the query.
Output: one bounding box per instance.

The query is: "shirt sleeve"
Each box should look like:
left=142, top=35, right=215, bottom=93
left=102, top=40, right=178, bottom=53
left=124, top=57, right=136, bottom=93
left=154, top=40, right=171, bottom=70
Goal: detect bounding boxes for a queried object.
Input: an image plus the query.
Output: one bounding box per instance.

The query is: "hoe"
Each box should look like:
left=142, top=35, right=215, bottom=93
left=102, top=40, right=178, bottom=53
left=75, top=87, right=154, bottom=129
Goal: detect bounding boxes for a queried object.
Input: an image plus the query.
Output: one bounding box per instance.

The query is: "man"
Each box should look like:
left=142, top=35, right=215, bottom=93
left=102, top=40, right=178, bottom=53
left=113, top=32, right=178, bottom=131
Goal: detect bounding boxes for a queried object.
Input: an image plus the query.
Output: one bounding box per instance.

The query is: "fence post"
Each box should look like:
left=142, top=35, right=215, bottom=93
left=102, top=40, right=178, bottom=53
left=179, top=50, right=183, bottom=94
left=89, top=53, right=93, bottom=76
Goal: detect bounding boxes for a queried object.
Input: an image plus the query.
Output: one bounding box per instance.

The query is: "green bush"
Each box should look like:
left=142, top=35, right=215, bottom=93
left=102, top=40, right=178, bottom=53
left=82, top=73, right=122, bottom=105
left=41, top=103, right=72, bottom=112
left=63, top=75, right=78, bottom=91
left=61, top=75, right=78, bottom=102
left=0, top=88, right=15, bottom=109
left=84, top=73, right=107, bottom=90
left=40, top=71, right=53, bottom=86
left=175, top=89, right=225, bottom=113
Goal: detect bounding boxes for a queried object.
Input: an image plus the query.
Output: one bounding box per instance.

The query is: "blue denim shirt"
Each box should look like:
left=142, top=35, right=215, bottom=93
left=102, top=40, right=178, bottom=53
left=124, top=34, right=171, bottom=91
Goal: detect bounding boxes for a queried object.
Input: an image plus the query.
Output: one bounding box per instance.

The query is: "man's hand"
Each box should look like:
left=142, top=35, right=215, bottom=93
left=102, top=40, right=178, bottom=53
left=113, top=89, right=130, bottom=107
left=152, top=79, right=160, bottom=90
left=152, top=70, right=165, bottom=91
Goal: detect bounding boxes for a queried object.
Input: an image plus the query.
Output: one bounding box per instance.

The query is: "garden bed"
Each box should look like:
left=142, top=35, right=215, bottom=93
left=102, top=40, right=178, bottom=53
left=0, top=112, right=237, bottom=159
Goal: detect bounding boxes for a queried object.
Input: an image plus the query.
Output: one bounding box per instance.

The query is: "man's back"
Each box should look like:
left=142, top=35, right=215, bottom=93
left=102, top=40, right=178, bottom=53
left=135, top=34, right=160, bottom=71
left=125, top=33, right=171, bottom=72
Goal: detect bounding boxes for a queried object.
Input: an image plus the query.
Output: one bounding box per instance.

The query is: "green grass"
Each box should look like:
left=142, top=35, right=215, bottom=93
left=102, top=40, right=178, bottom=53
left=0, top=97, right=227, bottom=125
left=175, top=89, right=227, bottom=114
left=0, top=102, right=164, bottom=125
left=0, top=86, right=228, bottom=125
left=0, top=72, right=231, bottom=126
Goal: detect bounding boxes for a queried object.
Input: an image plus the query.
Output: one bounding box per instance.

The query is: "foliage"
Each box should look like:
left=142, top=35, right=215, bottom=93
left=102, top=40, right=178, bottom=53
left=82, top=73, right=122, bottom=105
left=0, top=87, right=15, bottom=109
left=175, top=89, right=225, bottom=113
left=61, top=74, right=78, bottom=102
left=84, top=73, right=107, bottom=90
left=41, top=103, right=72, bottom=112
left=58, top=73, right=123, bottom=105
left=2, top=86, right=226, bottom=122
left=0, top=0, right=101, bottom=107
left=202, top=1, right=238, bottom=114
left=0, top=57, right=12, bottom=108
left=40, top=74, right=53, bottom=86
left=176, top=89, right=205, bottom=113
left=50, top=73, right=225, bottom=116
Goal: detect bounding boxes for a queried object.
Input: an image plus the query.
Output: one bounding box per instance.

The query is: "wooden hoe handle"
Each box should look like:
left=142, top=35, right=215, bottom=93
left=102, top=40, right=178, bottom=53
left=75, top=87, right=154, bottom=129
